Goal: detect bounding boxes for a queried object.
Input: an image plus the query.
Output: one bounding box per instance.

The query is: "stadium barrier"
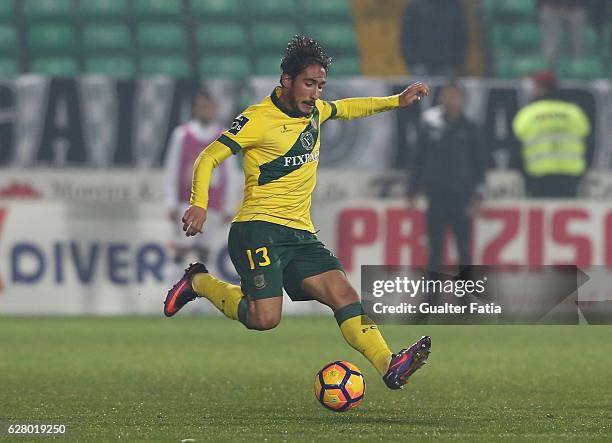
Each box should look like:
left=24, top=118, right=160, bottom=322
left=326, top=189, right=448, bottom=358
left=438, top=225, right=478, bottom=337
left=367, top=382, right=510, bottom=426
left=0, top=76, right=610, bottom=170
left=1, top=170, right=610, bottom=315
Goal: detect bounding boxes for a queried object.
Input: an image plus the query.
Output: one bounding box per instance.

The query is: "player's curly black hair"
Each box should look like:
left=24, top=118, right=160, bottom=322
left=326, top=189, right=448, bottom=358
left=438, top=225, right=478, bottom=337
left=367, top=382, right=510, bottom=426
left=280, top=35, right=332, bottom=78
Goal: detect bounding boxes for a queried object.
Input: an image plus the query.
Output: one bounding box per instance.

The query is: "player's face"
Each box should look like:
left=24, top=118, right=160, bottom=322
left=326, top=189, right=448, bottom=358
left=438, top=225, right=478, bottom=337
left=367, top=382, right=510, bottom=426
left=194, top=95, right=217, bottom=124
left=285, top=64, right=327, bottom=116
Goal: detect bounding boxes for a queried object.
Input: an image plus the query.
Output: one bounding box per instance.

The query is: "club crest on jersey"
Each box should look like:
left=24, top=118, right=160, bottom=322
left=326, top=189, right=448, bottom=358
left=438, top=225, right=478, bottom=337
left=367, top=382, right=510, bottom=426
left=300, top=132, right=315, bottom=151
left=253, top=274, right=266, bottom=290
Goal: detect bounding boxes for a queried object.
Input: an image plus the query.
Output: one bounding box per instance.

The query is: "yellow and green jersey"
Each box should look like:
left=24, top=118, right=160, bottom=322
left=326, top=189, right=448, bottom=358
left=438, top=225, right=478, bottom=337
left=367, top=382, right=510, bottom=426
left=192, top=87, right=399, bottom=233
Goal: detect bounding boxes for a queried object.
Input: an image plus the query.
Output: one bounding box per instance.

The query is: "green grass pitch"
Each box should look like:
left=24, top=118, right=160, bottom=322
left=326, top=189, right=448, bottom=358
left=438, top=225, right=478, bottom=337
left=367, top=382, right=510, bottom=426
left=1, top=316, right=611, bottom=442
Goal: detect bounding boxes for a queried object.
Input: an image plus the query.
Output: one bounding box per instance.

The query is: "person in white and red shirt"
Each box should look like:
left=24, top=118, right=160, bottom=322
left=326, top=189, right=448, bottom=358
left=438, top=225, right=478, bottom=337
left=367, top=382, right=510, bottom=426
left=164, top=90, right=242, bottom=278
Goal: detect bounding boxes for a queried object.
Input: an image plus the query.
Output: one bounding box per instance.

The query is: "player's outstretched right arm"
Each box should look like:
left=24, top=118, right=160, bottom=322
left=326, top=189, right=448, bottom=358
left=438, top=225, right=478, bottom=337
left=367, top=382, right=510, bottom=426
left=182, top=141, right=232, bottom=236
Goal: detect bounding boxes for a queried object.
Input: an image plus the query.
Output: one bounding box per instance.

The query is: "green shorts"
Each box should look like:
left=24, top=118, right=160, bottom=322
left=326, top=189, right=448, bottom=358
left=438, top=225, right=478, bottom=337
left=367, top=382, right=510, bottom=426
left=228, top=221, right=344, bottom=301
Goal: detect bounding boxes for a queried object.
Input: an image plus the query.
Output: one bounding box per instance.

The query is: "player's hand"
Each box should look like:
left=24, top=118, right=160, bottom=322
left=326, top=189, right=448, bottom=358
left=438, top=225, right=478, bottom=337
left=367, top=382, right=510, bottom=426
left=182, top=205, right=207, bottom=237
left=398, top=82, right=430, bottom=107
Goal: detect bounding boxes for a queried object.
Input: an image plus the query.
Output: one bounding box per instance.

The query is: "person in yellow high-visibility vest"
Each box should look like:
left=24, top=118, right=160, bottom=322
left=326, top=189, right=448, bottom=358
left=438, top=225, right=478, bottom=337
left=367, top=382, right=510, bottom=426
left=513, top=71, right=591, bottom=197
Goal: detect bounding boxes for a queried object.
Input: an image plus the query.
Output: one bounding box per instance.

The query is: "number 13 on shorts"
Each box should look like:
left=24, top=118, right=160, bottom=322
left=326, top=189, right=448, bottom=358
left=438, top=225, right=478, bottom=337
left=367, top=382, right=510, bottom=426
left=246, top=247, right=271, bottom=270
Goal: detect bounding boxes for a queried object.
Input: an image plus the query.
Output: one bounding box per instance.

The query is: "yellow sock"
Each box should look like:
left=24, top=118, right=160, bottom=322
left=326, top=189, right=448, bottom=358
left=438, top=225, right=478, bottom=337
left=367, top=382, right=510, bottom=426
left=192, top=273, right=244, bottom=321
left=335, top=303, right=392, bottom=376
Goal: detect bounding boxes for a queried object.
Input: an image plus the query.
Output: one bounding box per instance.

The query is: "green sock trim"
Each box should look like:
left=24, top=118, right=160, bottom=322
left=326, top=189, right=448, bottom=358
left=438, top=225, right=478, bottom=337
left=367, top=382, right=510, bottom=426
left=334, top=302, right=363, bottom=326
left=237, top=296, right=249, bottom=328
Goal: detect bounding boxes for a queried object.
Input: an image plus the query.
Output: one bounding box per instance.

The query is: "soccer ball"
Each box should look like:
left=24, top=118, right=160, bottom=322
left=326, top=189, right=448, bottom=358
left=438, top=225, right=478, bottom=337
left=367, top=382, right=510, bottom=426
left=314, top=361, right=365, bottom=412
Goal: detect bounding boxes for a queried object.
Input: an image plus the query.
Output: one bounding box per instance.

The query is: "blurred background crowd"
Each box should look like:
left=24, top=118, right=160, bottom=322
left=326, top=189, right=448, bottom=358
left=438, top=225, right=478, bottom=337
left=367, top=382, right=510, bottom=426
left=0, top=0, right=610, bottom=80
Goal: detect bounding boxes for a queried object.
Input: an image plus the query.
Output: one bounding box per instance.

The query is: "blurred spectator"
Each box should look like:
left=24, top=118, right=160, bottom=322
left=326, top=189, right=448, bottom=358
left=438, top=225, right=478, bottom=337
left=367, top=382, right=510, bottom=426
left=400, top=0, right=468, bottom=76
left=538, top=0, right=587, bottom=69
left=164, top=90, right=242, bottom=279
left=407, top=80, right=486, bottom=271
left=512, top=71, right=590, bottom=198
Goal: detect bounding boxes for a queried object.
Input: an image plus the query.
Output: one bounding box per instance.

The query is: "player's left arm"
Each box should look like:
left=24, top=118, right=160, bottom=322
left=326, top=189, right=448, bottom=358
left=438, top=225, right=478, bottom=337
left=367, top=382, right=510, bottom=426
left=183, top=109, right=260, bottom=236
left=322, top=81, right=429, bottom=122
left=182, top=141, right=233, bottom=236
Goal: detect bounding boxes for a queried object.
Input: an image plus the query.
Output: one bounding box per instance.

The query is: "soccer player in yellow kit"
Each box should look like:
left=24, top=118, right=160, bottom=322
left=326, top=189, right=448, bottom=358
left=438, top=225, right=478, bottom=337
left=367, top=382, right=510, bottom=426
left=164, top=36, right=431, bottom=390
